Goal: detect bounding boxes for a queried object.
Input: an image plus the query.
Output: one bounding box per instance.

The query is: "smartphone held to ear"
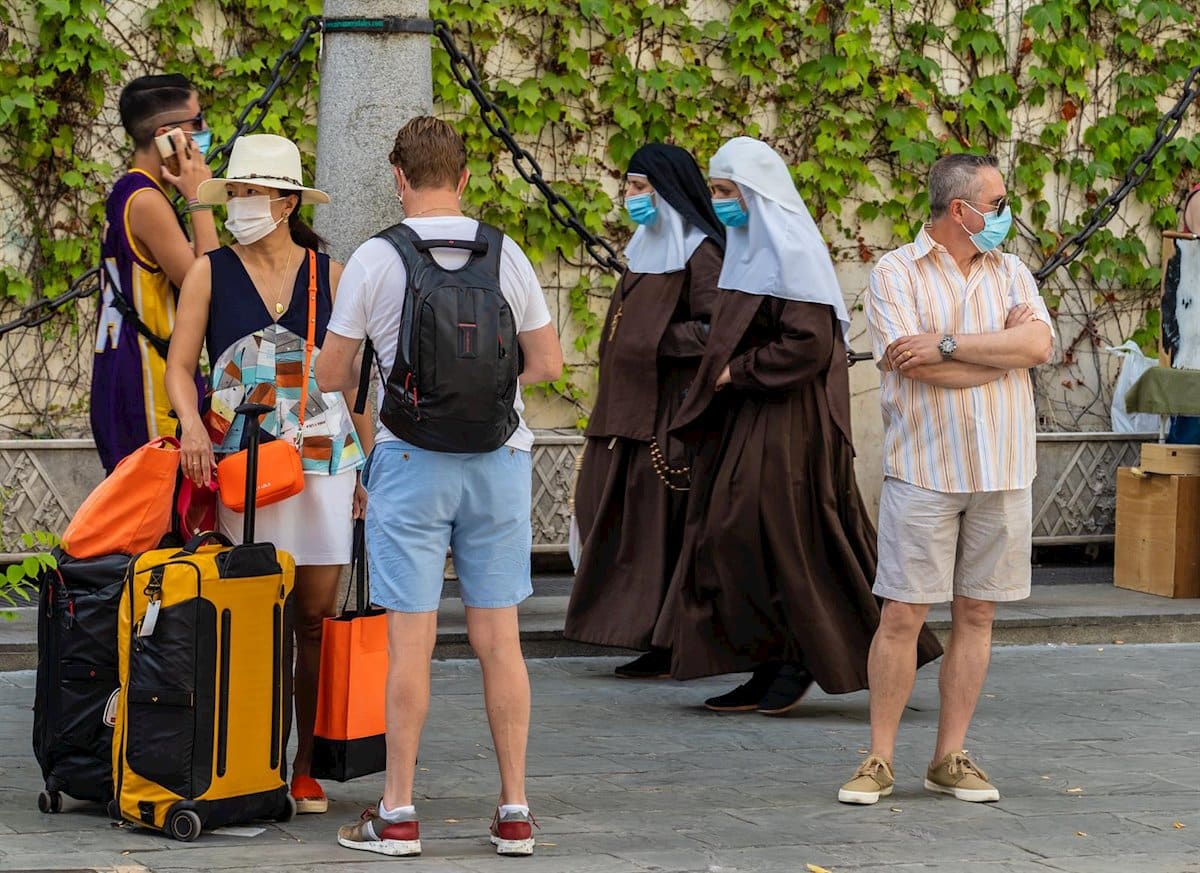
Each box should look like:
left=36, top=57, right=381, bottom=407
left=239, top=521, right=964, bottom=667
left=154, top=129, right=185, bottom=175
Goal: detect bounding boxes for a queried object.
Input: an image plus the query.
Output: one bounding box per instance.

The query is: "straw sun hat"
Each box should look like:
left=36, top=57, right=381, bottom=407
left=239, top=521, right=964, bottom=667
left=196, top=134, right=329, bottom=205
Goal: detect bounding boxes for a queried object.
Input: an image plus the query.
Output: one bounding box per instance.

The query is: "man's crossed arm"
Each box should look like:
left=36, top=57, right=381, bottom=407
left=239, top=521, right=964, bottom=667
left=881, top=304, right=1053, bottom=389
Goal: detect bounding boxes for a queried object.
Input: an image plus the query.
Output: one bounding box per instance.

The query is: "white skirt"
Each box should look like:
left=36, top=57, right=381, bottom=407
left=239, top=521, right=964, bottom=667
left=218, top=469, right=357, bottom=566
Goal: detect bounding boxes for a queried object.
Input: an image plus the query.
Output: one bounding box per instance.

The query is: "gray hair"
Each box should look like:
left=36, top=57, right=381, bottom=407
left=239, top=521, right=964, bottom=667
left=928, top=154, right=999, bottom=219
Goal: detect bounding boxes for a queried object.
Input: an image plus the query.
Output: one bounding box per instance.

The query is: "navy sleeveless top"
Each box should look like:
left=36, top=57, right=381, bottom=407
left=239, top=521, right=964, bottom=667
left=206, top=246, right=334, bottom=358
left=203, top=246, right=365, bottom=475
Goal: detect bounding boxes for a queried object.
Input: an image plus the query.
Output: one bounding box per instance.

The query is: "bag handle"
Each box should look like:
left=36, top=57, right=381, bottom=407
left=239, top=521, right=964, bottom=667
left=298, top=248, right=318, bottom=432
left=182, top=530, right=234, bottom=553
left=410, top=237, right=488, bottom=255
left=341, top=518, right=369, bottom=614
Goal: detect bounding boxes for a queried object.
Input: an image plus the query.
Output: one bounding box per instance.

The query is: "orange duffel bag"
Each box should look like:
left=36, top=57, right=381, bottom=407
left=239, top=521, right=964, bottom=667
left=311, top=519, right=388, bottom=781
left=61, top=436, right=180, bottom=558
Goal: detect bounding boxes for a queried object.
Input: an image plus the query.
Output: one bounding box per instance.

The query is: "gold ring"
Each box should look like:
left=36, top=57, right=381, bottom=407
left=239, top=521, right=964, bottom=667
left=905, top=350, right=914, bottom=359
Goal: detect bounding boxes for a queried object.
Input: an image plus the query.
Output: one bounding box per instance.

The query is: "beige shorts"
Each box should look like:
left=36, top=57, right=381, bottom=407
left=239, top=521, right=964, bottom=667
left=874, top=477, right=1032, bottom=604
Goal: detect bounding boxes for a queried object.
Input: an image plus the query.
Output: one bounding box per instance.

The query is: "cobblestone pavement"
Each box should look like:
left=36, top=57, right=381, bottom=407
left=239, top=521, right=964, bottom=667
left=1, top=644, right=1198, bottom=872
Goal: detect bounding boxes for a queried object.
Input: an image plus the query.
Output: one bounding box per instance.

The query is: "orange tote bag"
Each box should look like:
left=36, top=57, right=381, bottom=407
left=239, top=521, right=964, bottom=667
left=311, top=520, right=389, bottom=781
left=61, top=436, right=180, bottom=558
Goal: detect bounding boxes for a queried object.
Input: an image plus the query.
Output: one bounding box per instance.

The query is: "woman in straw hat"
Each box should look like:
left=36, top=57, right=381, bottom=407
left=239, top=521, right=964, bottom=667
left=165, top=133, right=373, bottom=816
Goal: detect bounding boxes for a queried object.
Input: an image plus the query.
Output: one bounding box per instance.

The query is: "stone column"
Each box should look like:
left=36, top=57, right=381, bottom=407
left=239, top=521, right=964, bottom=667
left=313, top=0, right=433, bottom=262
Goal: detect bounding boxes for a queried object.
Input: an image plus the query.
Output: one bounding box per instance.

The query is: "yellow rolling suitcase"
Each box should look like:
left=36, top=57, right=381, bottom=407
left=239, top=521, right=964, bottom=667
left=110, top=403, right=296, bottom=840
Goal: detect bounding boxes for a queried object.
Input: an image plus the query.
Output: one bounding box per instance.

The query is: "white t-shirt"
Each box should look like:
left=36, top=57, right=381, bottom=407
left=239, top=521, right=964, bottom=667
left=328, top=217, right=552, bottom=451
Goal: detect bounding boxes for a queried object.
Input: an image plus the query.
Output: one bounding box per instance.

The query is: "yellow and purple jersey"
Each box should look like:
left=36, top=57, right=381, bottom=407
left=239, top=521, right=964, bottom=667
left=91, top=169, right=187, bottom=473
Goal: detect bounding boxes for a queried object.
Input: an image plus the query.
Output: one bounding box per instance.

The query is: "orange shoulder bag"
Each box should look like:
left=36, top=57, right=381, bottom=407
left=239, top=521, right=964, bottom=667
left=216, top=249, right=317, bottom=513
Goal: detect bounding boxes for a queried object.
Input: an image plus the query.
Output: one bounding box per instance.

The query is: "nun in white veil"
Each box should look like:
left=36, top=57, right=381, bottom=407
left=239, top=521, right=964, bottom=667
left=654, top=137, right=942, bottom=711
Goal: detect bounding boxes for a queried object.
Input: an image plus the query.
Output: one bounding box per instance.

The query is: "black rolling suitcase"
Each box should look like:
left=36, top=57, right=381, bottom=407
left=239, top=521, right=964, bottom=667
left=31, top=550, right=129, bottom=812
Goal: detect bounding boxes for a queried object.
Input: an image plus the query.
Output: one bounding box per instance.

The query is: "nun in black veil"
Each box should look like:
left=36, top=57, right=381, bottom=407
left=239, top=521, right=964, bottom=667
left=564, top=144, right=725, bottom=679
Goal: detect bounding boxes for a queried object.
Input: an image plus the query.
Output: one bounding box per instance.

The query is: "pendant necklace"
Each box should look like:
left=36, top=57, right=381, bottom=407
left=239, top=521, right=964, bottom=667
left=270, top=246, right=295, bottom=316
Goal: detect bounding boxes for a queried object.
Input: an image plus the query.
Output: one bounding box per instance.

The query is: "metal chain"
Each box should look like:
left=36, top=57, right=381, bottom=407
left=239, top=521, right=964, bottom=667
left=1033, top=63, right=1200, bottom=284
left=205, top=15, right=324, bottom=179
left=0, top=267, right=101, bottom=336
left=432, top=21, right=876, bottom=365
left=432, top=20, right=626, bottom=275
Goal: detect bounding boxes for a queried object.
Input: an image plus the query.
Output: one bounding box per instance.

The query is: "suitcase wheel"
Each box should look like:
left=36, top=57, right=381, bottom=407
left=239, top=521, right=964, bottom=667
left=277, top=794, right=296, bottom=823
left=167, top=808, right=202, bottom=842
left=37, top=790, right=62, bottom=814
left=106, top=799, right=119, bottom=821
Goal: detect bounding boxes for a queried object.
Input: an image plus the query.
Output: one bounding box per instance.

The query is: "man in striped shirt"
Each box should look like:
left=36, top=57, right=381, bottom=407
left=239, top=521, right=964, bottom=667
left=839, top=154, right=1053, bottom=807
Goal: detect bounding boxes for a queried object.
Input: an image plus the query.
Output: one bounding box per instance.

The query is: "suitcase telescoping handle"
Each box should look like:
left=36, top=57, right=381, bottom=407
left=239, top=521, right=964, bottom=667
left=235, top=401, right=274, bottom=544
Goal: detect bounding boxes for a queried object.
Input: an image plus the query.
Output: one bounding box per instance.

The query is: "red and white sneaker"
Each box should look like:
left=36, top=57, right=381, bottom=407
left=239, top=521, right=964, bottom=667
left=337, top=805, right=421, bottom=857
left=489, top=806, right=538, bottom=856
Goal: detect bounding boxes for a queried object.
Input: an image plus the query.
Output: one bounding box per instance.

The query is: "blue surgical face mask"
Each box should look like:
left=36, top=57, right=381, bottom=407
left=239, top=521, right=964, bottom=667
left=712, top=197, right=749, bottom=228
left=190, top=129, right=213, bottom=157
left=625, top=193, right=657, bottom=226
left=962, top=202, right=1012, bottom=252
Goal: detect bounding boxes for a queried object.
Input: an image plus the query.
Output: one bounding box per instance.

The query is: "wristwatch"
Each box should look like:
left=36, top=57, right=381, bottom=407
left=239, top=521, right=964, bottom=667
left=938, top=334, right=957, bottom=361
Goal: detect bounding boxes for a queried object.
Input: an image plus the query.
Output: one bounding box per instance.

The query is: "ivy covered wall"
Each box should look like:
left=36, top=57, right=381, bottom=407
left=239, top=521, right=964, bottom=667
left=431, top=0, right=1200, bottom=433
left=1, top=0, right=1198, bottom=444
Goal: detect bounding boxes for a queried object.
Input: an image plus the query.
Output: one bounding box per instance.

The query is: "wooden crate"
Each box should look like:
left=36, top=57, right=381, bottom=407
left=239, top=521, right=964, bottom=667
left=1114, top=467, right=1200, bottom=598
left=1139, top=443, right=1200, bottom=476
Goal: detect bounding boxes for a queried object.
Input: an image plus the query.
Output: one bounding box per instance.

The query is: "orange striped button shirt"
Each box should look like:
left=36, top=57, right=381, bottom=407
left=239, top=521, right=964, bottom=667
left=865, top=227, right=1052, bottom=494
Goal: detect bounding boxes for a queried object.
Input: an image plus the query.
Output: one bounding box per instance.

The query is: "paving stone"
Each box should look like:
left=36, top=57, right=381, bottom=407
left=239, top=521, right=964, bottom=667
left=1035, top=852, right=1200, bottom=873
left=3, top=645, right=1200, bottom=871
left=832, top=863, right=1065, bottom=873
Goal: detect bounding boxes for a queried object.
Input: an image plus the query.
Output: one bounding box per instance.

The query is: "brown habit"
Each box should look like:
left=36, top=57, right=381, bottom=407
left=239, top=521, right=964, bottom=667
left=564, top=241, right=722, bottom=650
left=653, top=291, right=943, bottom=687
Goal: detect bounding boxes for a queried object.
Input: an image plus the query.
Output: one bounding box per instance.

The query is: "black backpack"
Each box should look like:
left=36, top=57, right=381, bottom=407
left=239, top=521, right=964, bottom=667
left=356, top=221, right=520, bottom=453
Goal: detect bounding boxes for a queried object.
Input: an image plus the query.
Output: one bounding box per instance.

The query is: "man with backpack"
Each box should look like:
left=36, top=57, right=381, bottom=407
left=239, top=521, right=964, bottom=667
left=316, top=116, right=563, bottom=858
left=93, top=74, right=216, bottom=473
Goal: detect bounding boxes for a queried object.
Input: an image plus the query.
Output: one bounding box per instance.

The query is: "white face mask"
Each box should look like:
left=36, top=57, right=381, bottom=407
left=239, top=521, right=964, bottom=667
left=225, top=195, right=286, bottom=245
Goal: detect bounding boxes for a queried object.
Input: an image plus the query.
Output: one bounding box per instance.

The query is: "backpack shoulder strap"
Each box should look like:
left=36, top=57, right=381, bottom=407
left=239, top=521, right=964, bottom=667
left=354, top=338, right=384, bottom=415
left=473, top=222, right=505, bottom=279
left=103, top=262, right=171, bottom=359
left=373, top=221, right=424, bottom=269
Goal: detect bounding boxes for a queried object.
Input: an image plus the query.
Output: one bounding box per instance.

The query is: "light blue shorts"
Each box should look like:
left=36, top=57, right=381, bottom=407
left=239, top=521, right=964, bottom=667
left=361, top=439, right=533, bottom=613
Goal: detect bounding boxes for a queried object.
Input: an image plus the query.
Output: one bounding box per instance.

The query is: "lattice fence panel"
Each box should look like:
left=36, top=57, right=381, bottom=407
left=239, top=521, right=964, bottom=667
left=0, top=448, right=74, bottom=552
left=530, top=433, right=583, bottom=550
left=1032, top=436, right=1145, bottom=543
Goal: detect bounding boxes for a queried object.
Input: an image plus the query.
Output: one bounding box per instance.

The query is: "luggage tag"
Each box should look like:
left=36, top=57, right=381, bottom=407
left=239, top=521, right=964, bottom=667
left=138, top=599, right=161, bottom=638
left=138, top=565, right=165, bottom=637
left=103, top=689, right=119, bottom=728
